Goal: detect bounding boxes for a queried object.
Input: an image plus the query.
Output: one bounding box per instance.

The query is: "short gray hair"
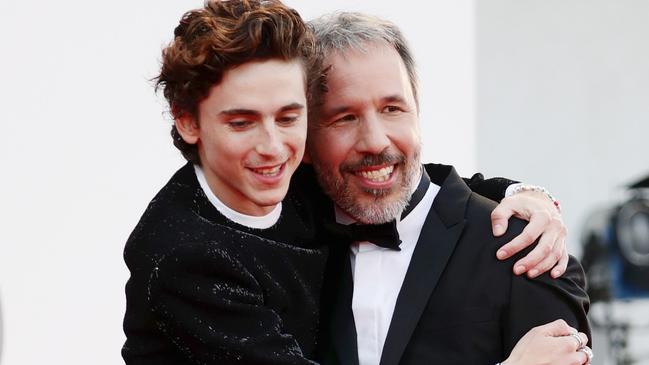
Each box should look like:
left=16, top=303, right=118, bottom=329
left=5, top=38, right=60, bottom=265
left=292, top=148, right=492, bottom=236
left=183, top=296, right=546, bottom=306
left=307, top=12, right=419, bottom=113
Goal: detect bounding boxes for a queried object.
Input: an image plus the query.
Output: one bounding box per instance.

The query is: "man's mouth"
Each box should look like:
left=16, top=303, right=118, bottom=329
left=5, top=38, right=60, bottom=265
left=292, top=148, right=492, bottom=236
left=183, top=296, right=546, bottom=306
left=355, top=165, right=395, bottom=183
left=249, top=163, right=284, bottom=177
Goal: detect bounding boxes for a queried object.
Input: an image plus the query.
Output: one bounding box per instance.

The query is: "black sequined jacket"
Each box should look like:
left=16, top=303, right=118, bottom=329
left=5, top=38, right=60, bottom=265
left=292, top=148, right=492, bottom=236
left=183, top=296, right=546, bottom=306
left=122, top=163, right=516, bottom=365
left=122, top=164, right=328, bottom=365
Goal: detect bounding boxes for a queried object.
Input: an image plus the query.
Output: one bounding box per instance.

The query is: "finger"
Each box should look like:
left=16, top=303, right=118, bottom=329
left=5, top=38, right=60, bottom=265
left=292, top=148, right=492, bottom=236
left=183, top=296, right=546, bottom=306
left=554, top=335, right=581, bottom=355
left=491, top=203, right=514, bottom=238
left=519, top=232, right=567, bottom=278
left=525, top=253, right=561, bottom=279
left=551, top=245, right=569, bottom=278
left=499, top=214, right=548, bottom=274
left=537, top=319, right=572, bottom=336
left=545, top=336, right=589, bottom=365
left=577, top=345, right=594, bottom=364
left=578, top=332, right=589, bottom=348
left=520, top=232, right=561, bottom=278
left=565, top=351, right=589, bottom=365
left=564, top=331, right=587, bottom=350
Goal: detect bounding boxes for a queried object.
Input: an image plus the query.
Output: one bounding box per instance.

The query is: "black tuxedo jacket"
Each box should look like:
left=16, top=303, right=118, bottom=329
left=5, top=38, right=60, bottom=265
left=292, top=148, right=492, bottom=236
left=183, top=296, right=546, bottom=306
left=318, top=164, right=591, bottom=365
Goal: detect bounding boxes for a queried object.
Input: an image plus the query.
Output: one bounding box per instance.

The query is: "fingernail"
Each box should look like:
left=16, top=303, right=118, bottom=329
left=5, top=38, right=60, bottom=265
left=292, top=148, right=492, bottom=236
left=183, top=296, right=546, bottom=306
left=528, top=269, right=539, bottom=277
left=552, top=269, right=560, bottom=278
left=494, top=224, right=504, bottom=235
left=496, top=250, right=508, bottom=259
left=514, top=265, right=525, bottom=275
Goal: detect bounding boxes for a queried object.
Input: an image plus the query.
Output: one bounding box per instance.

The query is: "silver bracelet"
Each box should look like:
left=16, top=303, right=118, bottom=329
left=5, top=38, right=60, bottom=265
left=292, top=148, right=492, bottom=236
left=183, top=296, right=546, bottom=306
left=506, top=184, right=561, bottom=213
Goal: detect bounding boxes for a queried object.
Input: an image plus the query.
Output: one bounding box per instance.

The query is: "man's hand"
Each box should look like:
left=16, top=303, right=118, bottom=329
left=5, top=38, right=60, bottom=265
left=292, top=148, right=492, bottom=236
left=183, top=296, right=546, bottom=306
left=502, top=320, right=591, bottom=365
left=491, top=190, right=568, bottom=278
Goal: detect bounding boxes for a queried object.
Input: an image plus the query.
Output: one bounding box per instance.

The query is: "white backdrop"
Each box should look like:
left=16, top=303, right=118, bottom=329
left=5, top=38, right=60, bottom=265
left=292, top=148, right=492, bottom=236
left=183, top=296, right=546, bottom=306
left=0, top=1, right=476, bottom=364
left=476, top=1, right=649, bottom=363
left=476, top=0, right=649, bottom=257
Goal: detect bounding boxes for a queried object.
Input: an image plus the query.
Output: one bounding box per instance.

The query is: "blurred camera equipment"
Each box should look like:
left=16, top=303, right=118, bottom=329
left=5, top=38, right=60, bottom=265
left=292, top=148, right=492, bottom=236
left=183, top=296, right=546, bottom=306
left=581, top=173, right=649, bottom=364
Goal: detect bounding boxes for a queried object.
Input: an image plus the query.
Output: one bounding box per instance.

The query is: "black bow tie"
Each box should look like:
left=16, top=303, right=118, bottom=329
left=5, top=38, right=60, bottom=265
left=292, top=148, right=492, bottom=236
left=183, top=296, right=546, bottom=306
left=327, top=168, right=431, bottom=251
left=326, top=220, right=402, bottom=250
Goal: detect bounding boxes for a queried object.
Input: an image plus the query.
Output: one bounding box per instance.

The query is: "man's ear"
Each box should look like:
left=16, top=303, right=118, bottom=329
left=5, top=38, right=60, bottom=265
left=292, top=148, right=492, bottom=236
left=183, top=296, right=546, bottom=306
left=175, top=115, right=200, bottom=145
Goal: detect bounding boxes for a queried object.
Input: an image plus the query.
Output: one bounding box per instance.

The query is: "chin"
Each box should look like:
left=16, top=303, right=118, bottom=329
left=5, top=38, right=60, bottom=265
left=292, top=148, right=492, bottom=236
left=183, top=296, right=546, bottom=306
left=254, top=189, right=288, bottom=208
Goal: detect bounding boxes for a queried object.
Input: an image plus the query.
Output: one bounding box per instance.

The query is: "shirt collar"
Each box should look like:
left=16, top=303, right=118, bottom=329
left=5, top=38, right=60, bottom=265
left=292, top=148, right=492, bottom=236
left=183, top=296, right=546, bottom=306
left=194, top=164, right=281, bottom=229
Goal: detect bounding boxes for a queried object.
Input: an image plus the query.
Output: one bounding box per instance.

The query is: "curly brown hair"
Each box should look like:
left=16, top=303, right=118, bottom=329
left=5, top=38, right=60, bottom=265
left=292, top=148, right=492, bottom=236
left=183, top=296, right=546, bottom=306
left=156, top=0, right=315, bottom=164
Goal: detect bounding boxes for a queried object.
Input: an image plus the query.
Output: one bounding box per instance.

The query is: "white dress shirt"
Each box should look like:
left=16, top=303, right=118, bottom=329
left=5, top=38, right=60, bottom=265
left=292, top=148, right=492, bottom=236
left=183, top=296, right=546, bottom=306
left=335, top=181, right=440, bottom=365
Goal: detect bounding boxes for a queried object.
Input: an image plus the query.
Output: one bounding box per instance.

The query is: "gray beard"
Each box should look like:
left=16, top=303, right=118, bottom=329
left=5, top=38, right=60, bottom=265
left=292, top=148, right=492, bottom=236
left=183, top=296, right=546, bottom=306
left=314, top=151, right=421, bottom=224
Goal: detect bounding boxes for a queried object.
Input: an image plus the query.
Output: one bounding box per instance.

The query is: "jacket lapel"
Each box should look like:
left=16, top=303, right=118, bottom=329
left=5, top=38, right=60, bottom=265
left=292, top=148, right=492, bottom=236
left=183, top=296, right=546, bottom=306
left=329, top=252, right=359, bottom=365
left=379, top=165, right=470, bottom=365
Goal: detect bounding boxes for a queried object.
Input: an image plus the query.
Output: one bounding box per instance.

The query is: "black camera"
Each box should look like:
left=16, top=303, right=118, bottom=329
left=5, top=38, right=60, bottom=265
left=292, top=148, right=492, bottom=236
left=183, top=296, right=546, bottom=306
left=581, top=174, right=649, bottom=303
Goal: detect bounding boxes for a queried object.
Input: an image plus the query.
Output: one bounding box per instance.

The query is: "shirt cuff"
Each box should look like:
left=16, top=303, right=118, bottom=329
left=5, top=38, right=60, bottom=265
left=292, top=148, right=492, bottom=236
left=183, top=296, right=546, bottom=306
left=504, top=182, right=524, bottom=198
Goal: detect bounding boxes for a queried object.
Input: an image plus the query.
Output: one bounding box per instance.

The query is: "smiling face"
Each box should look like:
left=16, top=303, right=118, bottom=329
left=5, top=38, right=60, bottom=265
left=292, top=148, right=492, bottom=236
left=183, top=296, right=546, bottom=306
left=176, top=59, right=307, bottom=216
left=307, top=42, right=422, bottom=223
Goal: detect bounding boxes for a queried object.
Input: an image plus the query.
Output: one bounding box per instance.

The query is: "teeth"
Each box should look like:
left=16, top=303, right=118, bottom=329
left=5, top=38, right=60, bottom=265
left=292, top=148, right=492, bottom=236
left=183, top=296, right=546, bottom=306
left=253, top=165, right=282, bottom=176
left=357, top=166, right=394, bottom=182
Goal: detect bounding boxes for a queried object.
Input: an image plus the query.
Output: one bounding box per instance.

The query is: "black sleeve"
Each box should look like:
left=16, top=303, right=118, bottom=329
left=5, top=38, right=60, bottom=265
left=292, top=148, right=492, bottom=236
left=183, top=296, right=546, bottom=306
left=503, top=254, right=592, bottom=354
left=462, top=173, right=519, bottom=203
left=148, top=241, right=317, bottom=365
left=423, top=163, right=518, bottom=203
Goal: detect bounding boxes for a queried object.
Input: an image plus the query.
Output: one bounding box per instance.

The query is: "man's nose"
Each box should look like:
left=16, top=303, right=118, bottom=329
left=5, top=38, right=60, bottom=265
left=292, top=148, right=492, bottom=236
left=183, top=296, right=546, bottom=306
left=255, top=121, right=284, bottom=157
left=355, top=113, right=391, bottom=155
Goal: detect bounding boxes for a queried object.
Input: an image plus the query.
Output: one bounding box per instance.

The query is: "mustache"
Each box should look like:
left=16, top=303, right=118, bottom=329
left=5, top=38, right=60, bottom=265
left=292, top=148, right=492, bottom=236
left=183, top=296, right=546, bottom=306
left=341, top=150, right=405, bottom=172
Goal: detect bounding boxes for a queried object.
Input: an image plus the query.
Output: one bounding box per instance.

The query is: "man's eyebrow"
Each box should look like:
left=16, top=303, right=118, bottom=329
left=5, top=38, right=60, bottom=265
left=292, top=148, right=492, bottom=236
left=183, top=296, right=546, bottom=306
left=219, top=108, right=261, bottom=117
left=381, top=95, right=407, bottom=104
left=219, top=103, right=304, bottom=116
left=325, top=105, right=353, bottom=117
left=323, top=95, right=407, bottom=117
left=278, top=103, right=305, bottom=112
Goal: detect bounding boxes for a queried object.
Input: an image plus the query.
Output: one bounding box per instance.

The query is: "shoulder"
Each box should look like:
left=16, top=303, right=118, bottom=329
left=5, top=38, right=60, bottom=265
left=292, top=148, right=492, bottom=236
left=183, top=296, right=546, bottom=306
left=124, top=164, right=206, bottom=262
left=458, top=192, right=529, bottom=254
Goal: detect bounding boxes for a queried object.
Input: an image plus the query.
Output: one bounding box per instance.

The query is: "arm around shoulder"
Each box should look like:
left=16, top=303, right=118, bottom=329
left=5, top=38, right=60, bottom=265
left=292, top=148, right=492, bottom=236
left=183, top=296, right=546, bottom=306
left=463, top=173, right=519, bottom=203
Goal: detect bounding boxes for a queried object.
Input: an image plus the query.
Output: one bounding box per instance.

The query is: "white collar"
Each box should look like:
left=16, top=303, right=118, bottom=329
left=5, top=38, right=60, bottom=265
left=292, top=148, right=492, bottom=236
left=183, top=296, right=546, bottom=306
left=193, top=165, right=282, bottom=229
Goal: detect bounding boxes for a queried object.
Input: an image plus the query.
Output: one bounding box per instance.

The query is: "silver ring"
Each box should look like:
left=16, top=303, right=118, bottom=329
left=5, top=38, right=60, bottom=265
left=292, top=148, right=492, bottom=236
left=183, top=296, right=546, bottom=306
left=578, top=346, right=594, bottom=362
left=568, top=331, right=584, bottom=349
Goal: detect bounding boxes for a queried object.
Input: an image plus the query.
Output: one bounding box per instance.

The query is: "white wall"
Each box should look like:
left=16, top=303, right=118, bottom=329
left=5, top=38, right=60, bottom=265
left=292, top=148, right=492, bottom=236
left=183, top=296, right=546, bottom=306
left=0, top=1, right=476, bottom=364
left=476, top=1, right=649, bottom=363
left=476, top=0, right=649, bottom=259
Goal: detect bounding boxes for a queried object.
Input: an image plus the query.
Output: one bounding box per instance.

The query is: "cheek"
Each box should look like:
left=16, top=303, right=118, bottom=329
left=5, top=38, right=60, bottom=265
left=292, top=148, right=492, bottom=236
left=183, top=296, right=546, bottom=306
left=207, top=133, right=250, bottom=162
left=285, top=124, right=307, bottom=153
left=323, top=132, right=357, bottom=165
left=317, top=146, right=346, bottom=171
left=389, top=121, right=420, bottom=154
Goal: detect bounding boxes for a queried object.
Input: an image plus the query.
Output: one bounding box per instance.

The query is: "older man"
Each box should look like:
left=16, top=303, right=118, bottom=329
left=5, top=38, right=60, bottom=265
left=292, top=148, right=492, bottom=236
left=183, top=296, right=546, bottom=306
left=306, top=12, right=592, bottom=365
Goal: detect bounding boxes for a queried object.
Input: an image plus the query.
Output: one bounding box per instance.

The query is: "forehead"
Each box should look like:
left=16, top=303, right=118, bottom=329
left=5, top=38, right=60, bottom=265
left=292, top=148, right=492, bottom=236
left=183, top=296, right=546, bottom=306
left=205, top=59, right=306, bottom=111
left=321, top=43, right=413, bottom=106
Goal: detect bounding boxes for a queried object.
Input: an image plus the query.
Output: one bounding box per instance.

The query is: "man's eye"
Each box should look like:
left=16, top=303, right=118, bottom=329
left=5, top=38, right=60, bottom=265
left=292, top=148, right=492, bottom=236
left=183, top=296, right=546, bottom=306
left=382, top=105, right=403, bottom=114
left=277, top=115, right=299, bottom=125
left=228, top=120, right=253, bottom=129
left=333, top=114, right=358, bottom=124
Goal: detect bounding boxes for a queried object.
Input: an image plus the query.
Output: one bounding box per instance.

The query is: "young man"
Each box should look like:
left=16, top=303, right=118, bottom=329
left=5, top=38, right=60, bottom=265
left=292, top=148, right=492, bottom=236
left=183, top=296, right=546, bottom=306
left=306, top=12, right=592, bottom=365
left=122, top=2, right=323, bottom=363
left=122, top=1, right=585, bottom=364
